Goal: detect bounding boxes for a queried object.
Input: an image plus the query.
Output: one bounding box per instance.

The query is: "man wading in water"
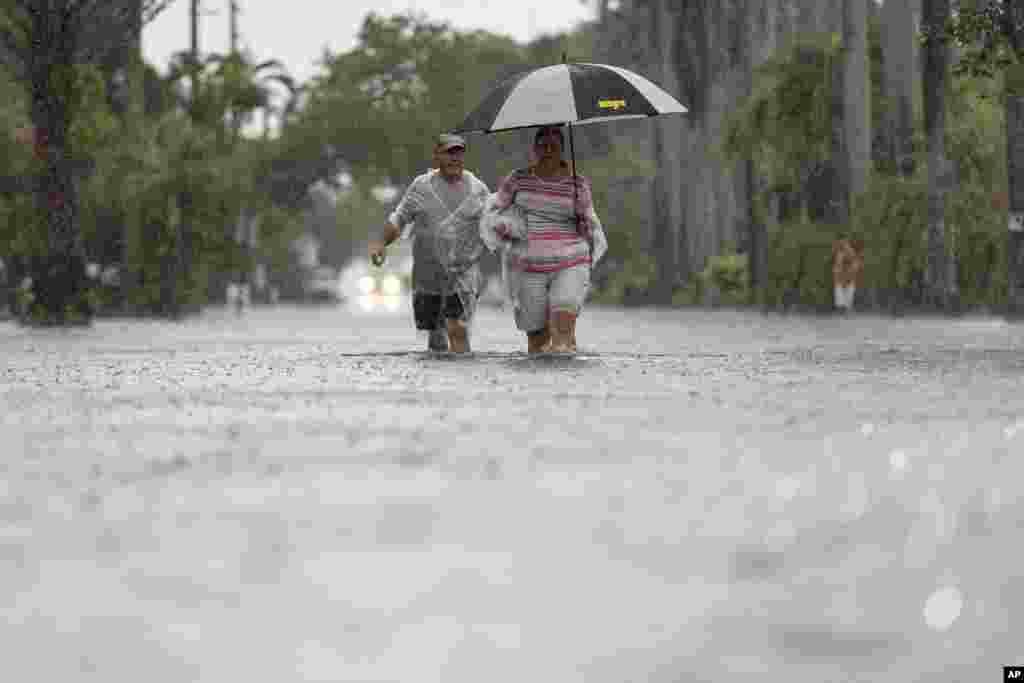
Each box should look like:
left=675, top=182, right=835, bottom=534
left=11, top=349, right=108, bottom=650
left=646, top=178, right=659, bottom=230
left=368, top=133, right=490, bottom=352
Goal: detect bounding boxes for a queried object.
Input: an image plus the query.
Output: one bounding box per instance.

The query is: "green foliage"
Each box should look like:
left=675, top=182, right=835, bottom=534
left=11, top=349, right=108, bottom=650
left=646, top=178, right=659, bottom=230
left=585, top=140, right=655, bottom=260
left=335, top=181, right=388, bottom=244
left=68, top=56, right=304, bottom=314
left=68, top=65, right=120, bottom=154
left=757, top=171, right=1008, bottom=311
left=946, top=74, right=1006, bottom=188
left=670, top=248, right=752, bottom=306
left=590, top=254, right=656, bottom=304
left=706, top=249, right=751, bottom=304
left=298, top=12, right=596, bottom=187
left=259, top=204, right=306, bottom=275
left=759, top=213, right=836, bottom=309
left=717, top=13, right=1013, bottom=312
left=300, top=13, right=518, bottom=183
left=0, top=68, right=33, bottom=259
left=944, top=1, right=1019, bottom=81
left=722, top=33, right=839, bottom=192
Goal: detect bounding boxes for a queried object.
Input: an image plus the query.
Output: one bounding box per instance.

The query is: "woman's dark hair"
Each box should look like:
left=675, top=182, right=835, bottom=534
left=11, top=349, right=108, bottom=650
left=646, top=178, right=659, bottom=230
left=534, top=126, right=565, bottom=146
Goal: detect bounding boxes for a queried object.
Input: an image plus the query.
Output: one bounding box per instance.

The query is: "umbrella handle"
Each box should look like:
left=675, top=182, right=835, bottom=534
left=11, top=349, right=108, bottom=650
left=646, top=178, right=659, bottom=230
left=568, top=121, right=579, bottom=228
left=567, top=122, right=595, bottom=258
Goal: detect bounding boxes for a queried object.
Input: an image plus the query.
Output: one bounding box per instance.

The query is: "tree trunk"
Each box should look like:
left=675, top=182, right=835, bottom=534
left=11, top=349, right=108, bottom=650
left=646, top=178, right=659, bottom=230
left=921, top=0, right=953, bottom=311
left=843, top=0, right=870, bottom=199
left=165, top=0, right=202, bottom=319
left=880, top=0, right=918, bottom=176
left=746, top=157, right=768, bottom=300
left=27, top=10, right=90, bottom=325
left=740, top=0, right=765, bottom=302
left=827, top=34, right=849, bottom=227
left=1004, top=2, right=1024, bottom=319
left=123, top=8, right=146, bottom=313
left=649, top=0, right=685, bottom=303
left=1006, top=63, right=1024, bottom=318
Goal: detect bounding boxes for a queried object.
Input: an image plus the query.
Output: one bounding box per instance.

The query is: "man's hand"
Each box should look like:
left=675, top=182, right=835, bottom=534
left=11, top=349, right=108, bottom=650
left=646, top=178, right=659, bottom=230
left=368, top=224, right=401, bottom=266
left=368, top=240, right=386, bottom=266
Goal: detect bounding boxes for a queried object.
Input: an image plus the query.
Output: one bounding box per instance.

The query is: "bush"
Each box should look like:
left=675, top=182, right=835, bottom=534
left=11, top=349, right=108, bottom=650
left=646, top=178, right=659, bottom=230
left=754, top=173, right=1007, bottom=312
left=759, top=212, right=837, bottom=310
left=706, top=249, right=750, bottom=304
left=850, top=175, right=1006, bottom=310
left=590, top=255, right=656, bottom=305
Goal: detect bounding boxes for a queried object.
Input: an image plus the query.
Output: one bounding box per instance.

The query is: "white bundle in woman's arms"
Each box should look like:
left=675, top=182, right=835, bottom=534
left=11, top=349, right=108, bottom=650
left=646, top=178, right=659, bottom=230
left=479, top=193, right=528, bottom=252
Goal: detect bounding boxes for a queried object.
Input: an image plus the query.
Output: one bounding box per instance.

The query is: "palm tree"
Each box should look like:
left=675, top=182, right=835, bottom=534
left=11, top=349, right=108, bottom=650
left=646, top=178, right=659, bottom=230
left=163, top=50, right=302, bottom=307
left=0, top=0, right=172, bottom=325
left=921, top=0, right=956, bottom=311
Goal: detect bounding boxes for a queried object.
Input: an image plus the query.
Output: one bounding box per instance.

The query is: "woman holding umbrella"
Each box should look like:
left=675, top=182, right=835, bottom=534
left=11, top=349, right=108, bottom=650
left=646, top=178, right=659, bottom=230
left=457, top=58, right=687, bottom=353
left=489, top=125, right=602, bottom=353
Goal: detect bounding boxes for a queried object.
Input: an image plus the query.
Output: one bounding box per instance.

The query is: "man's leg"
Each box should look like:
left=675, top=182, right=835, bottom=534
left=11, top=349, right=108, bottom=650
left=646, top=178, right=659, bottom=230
left=413, top=292, right=447, bottom=351
left=446, top=319, right=469, bottom=352
left=427, top=328, right=449, bottom=351
left=438, top=291, right=471, bottom=353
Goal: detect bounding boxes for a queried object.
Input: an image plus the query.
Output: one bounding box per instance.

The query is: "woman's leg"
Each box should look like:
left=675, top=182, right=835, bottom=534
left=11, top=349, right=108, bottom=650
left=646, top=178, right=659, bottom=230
left=516, top=271, right=551, bottom=353
left=547, top=264, right=590, bottom=352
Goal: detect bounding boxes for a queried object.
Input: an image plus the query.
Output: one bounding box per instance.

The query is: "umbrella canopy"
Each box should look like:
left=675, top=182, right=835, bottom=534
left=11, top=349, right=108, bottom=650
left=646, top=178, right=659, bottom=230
left=453, top=62, right=687, bottom=134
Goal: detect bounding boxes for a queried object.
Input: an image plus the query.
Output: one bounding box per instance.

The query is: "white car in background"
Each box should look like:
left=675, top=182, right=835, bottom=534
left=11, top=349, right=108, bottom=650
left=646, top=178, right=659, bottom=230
left=340, top=241, right=413, bottom=311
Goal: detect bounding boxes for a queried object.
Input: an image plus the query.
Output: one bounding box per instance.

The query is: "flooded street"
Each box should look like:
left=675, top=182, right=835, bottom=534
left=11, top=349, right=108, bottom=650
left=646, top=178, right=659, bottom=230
left=2, top=302, right=1023, bottom=681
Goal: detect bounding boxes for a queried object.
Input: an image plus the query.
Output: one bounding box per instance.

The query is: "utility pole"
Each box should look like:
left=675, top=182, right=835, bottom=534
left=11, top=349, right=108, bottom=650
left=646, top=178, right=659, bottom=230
left=649, top=0, right=686, bottom=304
left=190, top=0, right=199, bottom=104
left=228, top=0, right=242, bottom=138
left=230, top=0, right=239, bottom=53
left=170, top=0, right=201, bottom=317
left=228, top=0, right=254, bottom=311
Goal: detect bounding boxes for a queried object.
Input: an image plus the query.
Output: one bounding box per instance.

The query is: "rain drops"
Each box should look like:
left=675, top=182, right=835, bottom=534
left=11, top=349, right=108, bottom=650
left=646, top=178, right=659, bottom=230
left=1004, top=420, right=1024, bottom=439
left=843, top=471, right=869, bottom=520
left=923, top=586, right=963, bottom=632
left=889, top=449, right=908, bottom=475
left=775, top=476, right=801, bottom=501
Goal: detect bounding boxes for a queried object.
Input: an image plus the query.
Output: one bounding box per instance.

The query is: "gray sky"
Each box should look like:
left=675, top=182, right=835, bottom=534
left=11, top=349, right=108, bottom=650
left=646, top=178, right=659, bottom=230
left=142, top=0, right=597, bottom=85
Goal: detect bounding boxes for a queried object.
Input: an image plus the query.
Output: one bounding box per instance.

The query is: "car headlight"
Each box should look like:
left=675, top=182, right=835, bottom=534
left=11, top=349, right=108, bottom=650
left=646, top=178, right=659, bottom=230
left=381, top=275, right=402, bottom=296
left=357, top=275, right=376, bottom=295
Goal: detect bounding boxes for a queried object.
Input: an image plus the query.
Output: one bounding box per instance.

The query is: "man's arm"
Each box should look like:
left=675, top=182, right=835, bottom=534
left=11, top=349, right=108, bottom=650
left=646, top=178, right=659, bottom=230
left=368, top=177, right=421, bottom=263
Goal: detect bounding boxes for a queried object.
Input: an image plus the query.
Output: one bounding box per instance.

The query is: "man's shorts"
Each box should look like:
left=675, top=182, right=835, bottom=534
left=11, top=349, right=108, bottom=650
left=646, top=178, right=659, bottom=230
left=413, top=291, right=465, bottom=331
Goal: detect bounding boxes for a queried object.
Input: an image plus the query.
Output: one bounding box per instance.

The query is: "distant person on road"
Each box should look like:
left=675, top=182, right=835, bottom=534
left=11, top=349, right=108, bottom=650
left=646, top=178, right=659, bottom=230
left=832, top=237, right=864, bottom=313
left=482, top=125, right=606, bottom=353
left=368, top=133, right=490, bottom=352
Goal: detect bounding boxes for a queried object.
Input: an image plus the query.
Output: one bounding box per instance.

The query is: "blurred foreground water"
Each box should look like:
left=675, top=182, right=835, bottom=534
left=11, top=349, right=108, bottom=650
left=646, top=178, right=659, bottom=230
left=2, top=304, right=1023, bottom=681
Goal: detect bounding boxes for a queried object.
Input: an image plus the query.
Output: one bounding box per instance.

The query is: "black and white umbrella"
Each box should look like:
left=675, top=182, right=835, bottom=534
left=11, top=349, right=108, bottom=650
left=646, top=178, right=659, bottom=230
left=453, top=61, right=687, bottom=134
left=452, top=59, right=686, bottom=220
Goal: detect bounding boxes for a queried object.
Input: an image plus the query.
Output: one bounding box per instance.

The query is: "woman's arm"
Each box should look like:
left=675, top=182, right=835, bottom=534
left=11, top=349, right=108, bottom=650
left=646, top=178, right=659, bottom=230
left=492, top=170, right=521, bottom=211
left=573, top=176, right=595, bottom=236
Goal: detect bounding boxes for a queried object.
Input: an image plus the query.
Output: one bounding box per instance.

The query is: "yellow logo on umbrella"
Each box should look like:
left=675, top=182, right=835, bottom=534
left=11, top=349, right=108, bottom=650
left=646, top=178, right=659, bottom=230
left=598, top=99, right=627, bottom=110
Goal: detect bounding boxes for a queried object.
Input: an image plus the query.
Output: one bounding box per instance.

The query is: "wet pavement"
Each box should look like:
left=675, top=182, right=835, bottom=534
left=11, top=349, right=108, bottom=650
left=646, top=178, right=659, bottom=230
left=2, top=300, right=1023, bottom=682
